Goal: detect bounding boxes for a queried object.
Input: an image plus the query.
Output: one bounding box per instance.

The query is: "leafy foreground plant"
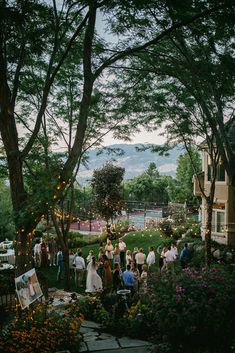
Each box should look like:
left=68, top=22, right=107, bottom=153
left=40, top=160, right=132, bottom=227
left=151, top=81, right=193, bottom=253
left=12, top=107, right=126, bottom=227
left=127, top=267, right=235, bottom=353
left=0, top=303, right=83, bottom=353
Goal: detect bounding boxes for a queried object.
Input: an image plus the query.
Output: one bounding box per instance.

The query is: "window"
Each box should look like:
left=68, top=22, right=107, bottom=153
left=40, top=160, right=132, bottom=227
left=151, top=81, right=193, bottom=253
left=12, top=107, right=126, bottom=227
left=207, top=156, right=225, bottom=182
left=212, top=210, right=225, bottom=233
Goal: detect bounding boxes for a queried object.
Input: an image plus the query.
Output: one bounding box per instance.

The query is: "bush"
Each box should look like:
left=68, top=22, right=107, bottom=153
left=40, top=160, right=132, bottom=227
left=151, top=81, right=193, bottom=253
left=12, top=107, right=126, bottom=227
left=113, top=219, right=130, bottom=238
left=78, top=296, right=109, bottom=325
left=183, top=223, right=201, bottom=238
left=158, top=220, right=173, bottom=237
left=77, top=264, right=235, bottom=353
left=126, top=267, right=235, bottom=353
left=0, top=303, right=83, bottom=353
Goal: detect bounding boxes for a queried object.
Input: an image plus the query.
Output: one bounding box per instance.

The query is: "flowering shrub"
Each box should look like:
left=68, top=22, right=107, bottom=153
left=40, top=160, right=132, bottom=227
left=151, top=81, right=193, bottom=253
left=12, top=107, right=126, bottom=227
left=183, top=223, right=201, bottom=238
left=158, top=220, right=173, bottom=237
left=113, top=219, right=130, bottom=237
left=126, top=267, right=235, bottom=353
left=0, top=303, right=83, bottom=353
left=72, top=264, right=235, bottom=352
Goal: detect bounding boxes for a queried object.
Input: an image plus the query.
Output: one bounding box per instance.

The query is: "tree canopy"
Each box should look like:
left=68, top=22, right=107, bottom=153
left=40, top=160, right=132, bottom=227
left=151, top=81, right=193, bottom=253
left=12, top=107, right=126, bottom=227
left=91, top=163, right=125, bottom=223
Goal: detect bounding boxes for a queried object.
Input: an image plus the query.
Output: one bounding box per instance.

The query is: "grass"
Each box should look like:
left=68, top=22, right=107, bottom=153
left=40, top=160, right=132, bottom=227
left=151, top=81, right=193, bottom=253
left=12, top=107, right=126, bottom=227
left=78, top=229, right=170, bottom=257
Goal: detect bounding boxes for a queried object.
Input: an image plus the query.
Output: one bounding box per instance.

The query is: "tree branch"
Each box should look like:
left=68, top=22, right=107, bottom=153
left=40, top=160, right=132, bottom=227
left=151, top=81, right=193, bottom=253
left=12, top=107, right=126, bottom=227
left=94, top=3, right=228, bottom=79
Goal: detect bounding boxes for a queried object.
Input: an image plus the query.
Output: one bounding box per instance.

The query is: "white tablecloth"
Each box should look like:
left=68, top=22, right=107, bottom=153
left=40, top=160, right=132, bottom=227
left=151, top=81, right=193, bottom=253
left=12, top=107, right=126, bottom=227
left=0, top=249, right=15, bottom=265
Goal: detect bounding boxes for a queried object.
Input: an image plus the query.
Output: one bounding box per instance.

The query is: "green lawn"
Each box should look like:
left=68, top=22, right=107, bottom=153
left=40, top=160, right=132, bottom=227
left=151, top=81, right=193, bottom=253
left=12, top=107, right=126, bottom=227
left=80, top=229, right=168, bottom=257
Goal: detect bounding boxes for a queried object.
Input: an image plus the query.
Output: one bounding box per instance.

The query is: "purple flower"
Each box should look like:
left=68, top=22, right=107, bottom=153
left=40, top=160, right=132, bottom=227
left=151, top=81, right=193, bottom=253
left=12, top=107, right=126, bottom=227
left=176, top=295, right=182, bottom=301
left=175, top=285, right=185, bottom=293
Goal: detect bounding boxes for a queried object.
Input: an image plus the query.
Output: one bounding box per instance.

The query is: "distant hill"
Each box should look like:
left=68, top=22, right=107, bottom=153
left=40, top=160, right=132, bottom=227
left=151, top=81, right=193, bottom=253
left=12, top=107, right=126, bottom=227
left=77, top=144, right=184, bottom=184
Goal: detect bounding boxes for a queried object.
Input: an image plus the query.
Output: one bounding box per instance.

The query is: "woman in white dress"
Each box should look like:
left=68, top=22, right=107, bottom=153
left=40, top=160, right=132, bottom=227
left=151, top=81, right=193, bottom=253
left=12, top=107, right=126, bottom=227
left=105, top=239, right=114, bottom=260
left=85, top=256, right=103, bottom=293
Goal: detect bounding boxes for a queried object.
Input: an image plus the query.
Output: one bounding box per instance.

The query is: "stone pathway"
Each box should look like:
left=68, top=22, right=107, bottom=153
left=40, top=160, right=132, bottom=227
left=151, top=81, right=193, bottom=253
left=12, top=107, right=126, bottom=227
left=79, top=320, right=152, bottom=353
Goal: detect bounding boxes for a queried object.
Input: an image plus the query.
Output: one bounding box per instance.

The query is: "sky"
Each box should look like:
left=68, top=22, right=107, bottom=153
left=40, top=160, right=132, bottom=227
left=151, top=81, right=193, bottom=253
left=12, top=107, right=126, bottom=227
left=102, top=128, right=166, bottom=146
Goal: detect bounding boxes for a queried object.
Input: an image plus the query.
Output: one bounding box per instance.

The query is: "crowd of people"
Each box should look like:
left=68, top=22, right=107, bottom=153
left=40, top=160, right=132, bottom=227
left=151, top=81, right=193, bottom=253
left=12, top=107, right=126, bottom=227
left=68, top=237, right=153, bottom=295
left=33, top=236, right=190, bottom=295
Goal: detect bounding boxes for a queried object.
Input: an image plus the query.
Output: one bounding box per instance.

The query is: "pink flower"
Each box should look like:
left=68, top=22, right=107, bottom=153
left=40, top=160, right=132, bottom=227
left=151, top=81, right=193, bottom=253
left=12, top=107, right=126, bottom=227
left=175, top=285, right=185, bottom=293
left=176, top=295, right=182, bottom=301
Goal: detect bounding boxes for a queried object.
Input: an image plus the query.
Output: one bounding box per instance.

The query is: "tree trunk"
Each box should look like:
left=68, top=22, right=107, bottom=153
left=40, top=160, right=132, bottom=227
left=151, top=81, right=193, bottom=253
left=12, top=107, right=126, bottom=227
left=204, top=198, right=213, bottom=266
left=51, top=211, right=71, bottom=291
left=0, top=109, right=35, bottom=276
left=62, top=247, right=70, bottom=291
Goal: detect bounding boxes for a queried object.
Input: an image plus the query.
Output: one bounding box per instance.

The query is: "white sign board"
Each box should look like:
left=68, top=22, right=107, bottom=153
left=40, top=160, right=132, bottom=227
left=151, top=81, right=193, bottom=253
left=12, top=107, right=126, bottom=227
left=15, top=268, right=43, bottom=310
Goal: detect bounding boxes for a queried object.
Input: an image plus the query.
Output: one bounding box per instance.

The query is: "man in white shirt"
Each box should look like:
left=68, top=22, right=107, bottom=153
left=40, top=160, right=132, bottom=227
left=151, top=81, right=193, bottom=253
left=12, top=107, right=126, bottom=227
left=135, top=248, right=146, bottom=275
left=146, top=246, right=155, bottom=268
left=171, top=243, right=178, bottom=271
left=171, top=243, right=178, bottom=260
left=119, top=239, right=126, bottom=268
left=74, top=251, right=85, bottom=289
left=164, top=246, right=175, bottom=274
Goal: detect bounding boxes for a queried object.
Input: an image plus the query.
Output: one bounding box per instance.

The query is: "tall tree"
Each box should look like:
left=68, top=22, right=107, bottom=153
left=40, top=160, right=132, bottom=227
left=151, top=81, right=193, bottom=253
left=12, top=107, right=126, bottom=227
left=124, top=165, right=169, bottom=204
left=91, top=163, right=125, bottom=224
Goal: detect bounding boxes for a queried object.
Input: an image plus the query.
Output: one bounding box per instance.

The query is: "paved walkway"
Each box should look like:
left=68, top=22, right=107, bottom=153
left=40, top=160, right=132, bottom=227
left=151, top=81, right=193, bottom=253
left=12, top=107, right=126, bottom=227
left=79, top=320, right=152, bottom=353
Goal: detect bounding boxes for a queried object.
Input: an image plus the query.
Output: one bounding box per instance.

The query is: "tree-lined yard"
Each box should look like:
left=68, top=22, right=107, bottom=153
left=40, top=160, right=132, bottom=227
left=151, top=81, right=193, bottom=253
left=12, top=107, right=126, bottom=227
left=0, top=0, right=234, bottom=277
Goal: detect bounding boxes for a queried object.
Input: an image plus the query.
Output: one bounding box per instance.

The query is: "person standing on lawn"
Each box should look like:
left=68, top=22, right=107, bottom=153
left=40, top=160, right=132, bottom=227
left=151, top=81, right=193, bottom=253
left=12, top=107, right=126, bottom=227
left=135, top=248, right=146, bottom=275
left=122, top=264, right=135, bottom=295
left=119, top=238, right=126, bottom=268
left=180, top=243, right=190, bottom=269
left=74, top=251, right=85, bottom=289
left=146, top=246, right=155, bottom=268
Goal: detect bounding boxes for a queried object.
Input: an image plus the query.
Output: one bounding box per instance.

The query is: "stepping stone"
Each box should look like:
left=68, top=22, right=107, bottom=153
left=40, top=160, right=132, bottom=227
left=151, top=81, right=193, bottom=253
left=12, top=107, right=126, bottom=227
left=87, top=338, right=119, bottom=351
left=99, top=333, right=116, bottom=340
left=83, top=331, right=99, bottom=337
left=83, top=331, right=99, bottom=342
left=80, top=327, right=95, bottom=334
left=118, top=337, right=151, bottom=348
left=82, top=320, right=101, bottom=329
left=83, top=335, right=99, bottom=342
left=79, top=342, right=88, bottom=352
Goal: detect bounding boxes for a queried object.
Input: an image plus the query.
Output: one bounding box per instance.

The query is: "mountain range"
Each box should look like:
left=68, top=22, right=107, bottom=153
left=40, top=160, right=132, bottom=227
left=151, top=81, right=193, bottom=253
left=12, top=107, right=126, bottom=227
left=77, top=144, right=184, bottom=184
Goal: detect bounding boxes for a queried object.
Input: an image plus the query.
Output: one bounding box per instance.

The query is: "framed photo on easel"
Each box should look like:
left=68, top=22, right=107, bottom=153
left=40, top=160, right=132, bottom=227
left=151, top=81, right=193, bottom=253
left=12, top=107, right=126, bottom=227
left=15, top=268, right=43, bottom=310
